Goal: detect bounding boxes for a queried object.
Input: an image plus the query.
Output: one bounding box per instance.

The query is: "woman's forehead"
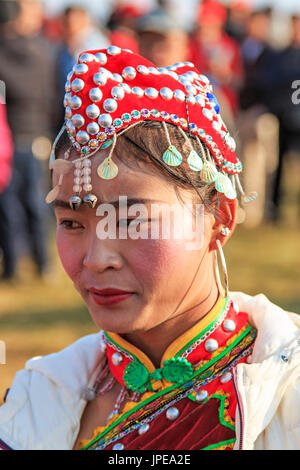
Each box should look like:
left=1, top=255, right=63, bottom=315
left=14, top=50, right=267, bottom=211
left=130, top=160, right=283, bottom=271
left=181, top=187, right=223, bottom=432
left=53, top=151, right=178, bottom=206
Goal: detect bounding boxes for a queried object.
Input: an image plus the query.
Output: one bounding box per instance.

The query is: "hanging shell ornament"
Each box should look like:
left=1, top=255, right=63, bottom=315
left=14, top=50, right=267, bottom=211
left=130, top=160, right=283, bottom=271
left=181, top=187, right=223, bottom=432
left=163, top=145, right=183, bottom=167
left=50, top=159, right=73, bottom=175
left=187, top=150, right=203, bottom=172
left=45, top=185, right=60, bottom=204
left=215, top=173, right=236, bottom=199
left=243, top=191, right=258, bottom=203
left=97, top=157, right=119, bottom=180
left=200, top=160, right=218, bottom=183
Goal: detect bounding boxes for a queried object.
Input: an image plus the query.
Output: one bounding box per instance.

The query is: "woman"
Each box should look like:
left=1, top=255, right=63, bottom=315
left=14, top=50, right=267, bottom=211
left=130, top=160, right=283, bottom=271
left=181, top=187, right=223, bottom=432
left=0, top=47, right=300, bottom=451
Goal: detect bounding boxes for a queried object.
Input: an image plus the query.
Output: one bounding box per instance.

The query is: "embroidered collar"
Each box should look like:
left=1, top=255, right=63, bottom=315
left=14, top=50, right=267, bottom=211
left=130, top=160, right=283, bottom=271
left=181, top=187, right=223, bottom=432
left=101, top=296, right=244, bottom=393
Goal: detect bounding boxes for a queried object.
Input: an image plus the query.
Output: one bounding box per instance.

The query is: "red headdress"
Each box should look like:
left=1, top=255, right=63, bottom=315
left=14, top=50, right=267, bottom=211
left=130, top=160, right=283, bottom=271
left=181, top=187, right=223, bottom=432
left=47, top=46, right=250, bottom=209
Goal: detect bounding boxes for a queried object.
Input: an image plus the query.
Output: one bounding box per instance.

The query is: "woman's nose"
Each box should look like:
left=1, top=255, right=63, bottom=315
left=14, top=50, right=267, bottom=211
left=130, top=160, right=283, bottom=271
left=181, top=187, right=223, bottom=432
left=83, top=237, right=123, bottom=273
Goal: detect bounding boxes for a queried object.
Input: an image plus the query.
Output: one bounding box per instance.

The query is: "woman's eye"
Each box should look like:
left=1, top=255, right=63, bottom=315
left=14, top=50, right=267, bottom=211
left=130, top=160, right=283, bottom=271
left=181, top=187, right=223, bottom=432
left=59, top=220, right=83, bottom=230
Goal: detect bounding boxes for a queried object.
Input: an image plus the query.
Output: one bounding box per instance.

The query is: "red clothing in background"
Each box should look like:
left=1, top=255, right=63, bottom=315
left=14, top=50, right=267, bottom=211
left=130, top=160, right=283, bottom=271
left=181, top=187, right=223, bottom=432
left=0, top=104, right=13, bottom=194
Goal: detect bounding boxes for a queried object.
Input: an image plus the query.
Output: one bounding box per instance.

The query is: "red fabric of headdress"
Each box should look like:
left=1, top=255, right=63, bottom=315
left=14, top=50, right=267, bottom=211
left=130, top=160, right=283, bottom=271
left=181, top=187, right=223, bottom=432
left=64, top=46, right=242, bottom=175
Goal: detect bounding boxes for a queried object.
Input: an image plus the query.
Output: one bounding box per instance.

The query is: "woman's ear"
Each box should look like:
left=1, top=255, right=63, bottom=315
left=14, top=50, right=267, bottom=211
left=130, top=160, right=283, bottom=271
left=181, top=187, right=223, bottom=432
left=209, top=194, right=238, bottom=252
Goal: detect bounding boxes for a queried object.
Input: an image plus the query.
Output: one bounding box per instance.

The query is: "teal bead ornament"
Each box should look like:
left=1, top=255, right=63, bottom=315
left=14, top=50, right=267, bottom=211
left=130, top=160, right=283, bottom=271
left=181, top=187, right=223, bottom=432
left=100, top=138, right=114, bottom=150
left=162, top=357, right=194, bottom=384
left=163, top=145, right=183, bottom=167
left=187, top=150, right=203, bottom=172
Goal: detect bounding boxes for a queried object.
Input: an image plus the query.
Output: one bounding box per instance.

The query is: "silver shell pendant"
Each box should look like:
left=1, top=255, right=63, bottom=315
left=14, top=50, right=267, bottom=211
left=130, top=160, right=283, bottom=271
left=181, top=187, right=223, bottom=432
left=187, top=150, right=203, bottom=172
left=163, top=145, right=183, bottom=167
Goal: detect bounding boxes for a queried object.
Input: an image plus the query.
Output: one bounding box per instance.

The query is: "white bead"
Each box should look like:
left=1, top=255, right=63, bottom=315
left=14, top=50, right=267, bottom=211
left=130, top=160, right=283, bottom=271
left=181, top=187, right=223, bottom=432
left=74, top=177, right=81, bottom=185
left=82, top=167, right=91, bottom=175
left=83, top=184, right=92, bottom=192
left=223, top=319, right=236, bottom=333
left=107, top=45, right=121, bottom=55
left=74, top=169, right=81, bottom=177
left=82, top=158, right=91, bottom=167
left=112, top=443, right=124, bottom=450
left=204, top=338, right=218, bottom=353
left=138, top=423, right=150, bottom=435
left=82, top=176, right=91, bottom=184
left=112, top=352, right=123, bottom=366
left=73, top=185, right=82, bottom=193
left=195, top=390, right=208, bottom=402
left=220, top=372, right=232, bottom=384
left=166, top=407, right=180, bottom=421
left=74, top=161, right=82, bottom=168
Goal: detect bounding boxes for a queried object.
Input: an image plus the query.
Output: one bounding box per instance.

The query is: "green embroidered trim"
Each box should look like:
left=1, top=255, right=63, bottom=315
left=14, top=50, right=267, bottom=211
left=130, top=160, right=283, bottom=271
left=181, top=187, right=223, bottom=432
left=82, top=326, right=255, bottom=450
left=202, top=438, right=236, bottom=450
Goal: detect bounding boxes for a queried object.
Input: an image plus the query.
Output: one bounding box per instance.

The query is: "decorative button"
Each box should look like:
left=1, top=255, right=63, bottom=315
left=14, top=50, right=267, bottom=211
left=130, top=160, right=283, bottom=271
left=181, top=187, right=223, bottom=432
left=103, top=98, right=118, bottom=113
left=87, top=122, right=100, bottom=135
left=132, top=86, right=144, bottom=97
left=195, top=390, right=208, bottom=402
left=220, top=371, right=232, bottom=383
left=86, top=104, right=100, bottom=119
left=223, top=319, right=236, bottom=333
left=111, top=86, right=125, bottom=101
left=93, top=72, right=107, bottom=86
left=137, top=65, right=149, bottom=75
left=112, top=442, right=124, bottom=450
left=72, top=114, right=85, bottom=128
left=95, top=52, right=107, bottom=65
left=160, top=87, right=173, bottom=100
left=69, top=95, right=82, bottom=110
left=112, top=352, right=123, bottom=366
left=204, top=338, right=218, bottom=353
left=145, top=87, right=159, bottom=99
left=107, top=45, right=121, bottom=55
left=89, top=88, right=103, bottom=103
left=98, top=113, right=113, bottom=128
left=174, top=89, right=185, bottom=102
left=79, top=52, right=94, bottom=63
left=166, top=407, right=180, bottom=421
left=138, top=423, right=150, bottom=435
left=76, top=131, right=90, bottom=145
left=73, top=63, right=88, bottom=75
left=122, top=66, right=136, bottom=80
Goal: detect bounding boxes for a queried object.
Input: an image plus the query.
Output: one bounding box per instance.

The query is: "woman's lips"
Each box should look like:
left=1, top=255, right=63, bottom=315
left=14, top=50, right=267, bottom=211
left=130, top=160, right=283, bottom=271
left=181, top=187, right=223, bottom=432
left=88, top=287, right=135, bottom=306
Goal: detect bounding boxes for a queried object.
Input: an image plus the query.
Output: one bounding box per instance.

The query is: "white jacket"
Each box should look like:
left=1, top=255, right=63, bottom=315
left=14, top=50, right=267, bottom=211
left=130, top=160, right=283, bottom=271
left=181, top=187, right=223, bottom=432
left=1, top=291, right=300, bottom=450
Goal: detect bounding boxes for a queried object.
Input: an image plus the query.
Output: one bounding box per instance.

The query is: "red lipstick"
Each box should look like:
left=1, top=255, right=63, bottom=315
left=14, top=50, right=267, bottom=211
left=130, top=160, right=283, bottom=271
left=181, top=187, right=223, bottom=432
left=88, top=287, right=134, bottom=306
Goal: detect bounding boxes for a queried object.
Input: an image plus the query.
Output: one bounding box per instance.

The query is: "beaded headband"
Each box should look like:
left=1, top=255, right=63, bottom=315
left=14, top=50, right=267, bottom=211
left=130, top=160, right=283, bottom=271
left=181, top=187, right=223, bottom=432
left=46, top=46, right=255, bottom=210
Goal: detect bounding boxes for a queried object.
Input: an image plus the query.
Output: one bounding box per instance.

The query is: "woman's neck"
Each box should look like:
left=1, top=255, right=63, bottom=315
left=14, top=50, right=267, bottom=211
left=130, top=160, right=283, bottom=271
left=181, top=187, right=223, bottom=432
left=123, top=282, right=220, bottom=369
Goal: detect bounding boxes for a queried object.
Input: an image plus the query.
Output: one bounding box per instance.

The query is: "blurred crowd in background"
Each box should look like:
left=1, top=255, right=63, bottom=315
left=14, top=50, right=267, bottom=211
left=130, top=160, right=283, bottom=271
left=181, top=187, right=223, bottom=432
left=0, top=0, right=299, bottom=282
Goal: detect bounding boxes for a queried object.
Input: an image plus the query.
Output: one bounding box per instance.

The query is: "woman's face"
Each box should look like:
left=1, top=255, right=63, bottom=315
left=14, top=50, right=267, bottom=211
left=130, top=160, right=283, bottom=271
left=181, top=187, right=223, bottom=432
left=53, top=149, right=217, bottom=335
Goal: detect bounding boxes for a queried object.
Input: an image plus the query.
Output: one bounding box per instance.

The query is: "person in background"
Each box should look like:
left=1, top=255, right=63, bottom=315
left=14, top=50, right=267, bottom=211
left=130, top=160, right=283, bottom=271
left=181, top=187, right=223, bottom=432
left=0, top=94, right=14, bottom=281
left=0, top=0, right=59, bottom=280
left=225, top=0, right=252, bottom=44
left=136, top=7, right=190, bottom=67
left=268, top=14, right=300, bottom=221
left=56, top=5, right=109, bottom=109
left=106, top=4, right=141, bottom=54
left=189, top=0, right=244, bottom=124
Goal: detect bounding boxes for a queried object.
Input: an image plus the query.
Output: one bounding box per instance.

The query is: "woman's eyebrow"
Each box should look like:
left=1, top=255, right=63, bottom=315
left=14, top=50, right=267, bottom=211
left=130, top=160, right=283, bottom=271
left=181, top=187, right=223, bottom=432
left=52, top=198, right=164, bottom=210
